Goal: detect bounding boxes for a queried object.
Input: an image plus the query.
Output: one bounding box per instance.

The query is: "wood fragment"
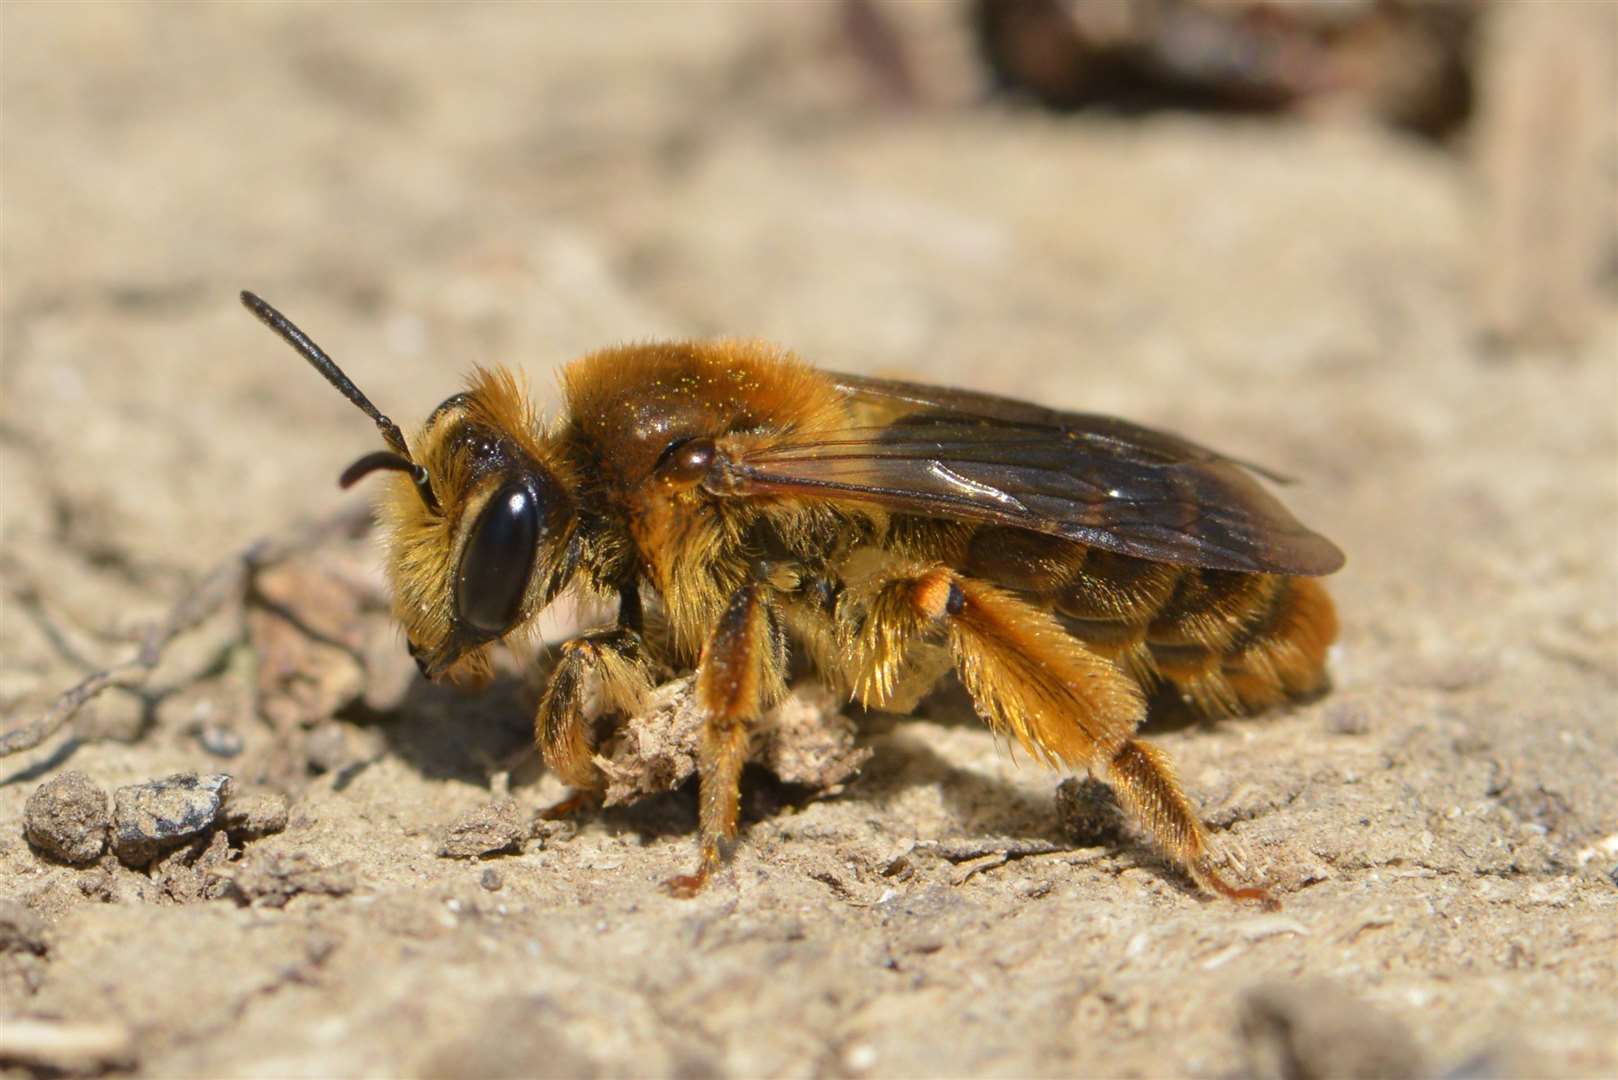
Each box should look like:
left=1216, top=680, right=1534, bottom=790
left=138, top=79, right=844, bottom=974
left=0, top=1018, right=136, bottom=1070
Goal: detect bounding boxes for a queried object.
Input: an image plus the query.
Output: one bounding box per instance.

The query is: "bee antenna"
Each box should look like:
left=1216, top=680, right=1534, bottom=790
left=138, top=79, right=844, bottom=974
left=240, top=290, right=411, bottom=457
left=242, top=290, right=441, bottom=513
left=337, top=450, right=441, bottom=513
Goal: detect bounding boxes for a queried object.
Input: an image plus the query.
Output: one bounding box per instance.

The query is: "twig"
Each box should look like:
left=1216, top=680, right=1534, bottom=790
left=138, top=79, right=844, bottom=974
left=1, top=504, right=371, bottom=757
left=903, top=837, right=1095, bottom=886
left=913, top=837, right=1069, bottom=863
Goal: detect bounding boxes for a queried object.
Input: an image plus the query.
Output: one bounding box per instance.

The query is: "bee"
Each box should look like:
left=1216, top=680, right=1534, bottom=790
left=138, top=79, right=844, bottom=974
left=242, top=290, right=1341, bottom=904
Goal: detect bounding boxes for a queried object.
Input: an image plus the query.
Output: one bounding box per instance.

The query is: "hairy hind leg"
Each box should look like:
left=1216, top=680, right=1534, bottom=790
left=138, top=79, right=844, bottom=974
left=1106, top=738, right=1275, bottom=906
left=845, top=563, right=1274, bottom=905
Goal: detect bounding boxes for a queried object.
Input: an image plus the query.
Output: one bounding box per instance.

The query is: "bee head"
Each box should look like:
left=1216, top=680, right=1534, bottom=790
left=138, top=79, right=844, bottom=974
left=242, top=292, right=578, bottom=685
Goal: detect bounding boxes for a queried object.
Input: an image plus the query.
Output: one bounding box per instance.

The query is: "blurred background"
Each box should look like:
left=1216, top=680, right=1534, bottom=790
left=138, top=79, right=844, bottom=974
left=2, top=4, right=1615, bottom=1078
left=3, top=1, right=1612, bottom=568
left=0, top=0, right=1611, bottom=569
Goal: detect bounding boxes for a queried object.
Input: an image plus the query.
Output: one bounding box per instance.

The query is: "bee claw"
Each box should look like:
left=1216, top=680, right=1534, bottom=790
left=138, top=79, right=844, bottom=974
left=1201, top=864, right=1281, bottom=910
left=662, top=871, right=709, bottom=899
left=662, top=843, right=723, bottom=898
left=540, top=790, right=600, bottom=820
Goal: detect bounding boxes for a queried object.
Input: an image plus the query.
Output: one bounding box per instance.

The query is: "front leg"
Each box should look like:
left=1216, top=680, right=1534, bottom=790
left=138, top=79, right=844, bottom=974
left=535, top=624, right=656, bottom=797
left=665, top=578, right=788, bottom=897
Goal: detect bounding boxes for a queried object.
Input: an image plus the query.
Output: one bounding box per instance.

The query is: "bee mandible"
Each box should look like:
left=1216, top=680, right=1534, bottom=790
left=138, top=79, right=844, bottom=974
left=242, top=291, right=1341, bottom=903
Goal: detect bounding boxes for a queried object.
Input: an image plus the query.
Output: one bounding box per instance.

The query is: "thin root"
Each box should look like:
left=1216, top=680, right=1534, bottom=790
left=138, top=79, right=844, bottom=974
left=1, top=505, right=371, bottom=758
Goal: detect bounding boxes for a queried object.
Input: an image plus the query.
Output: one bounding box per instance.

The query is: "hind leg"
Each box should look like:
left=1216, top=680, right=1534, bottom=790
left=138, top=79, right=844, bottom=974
left=1104, top=737, right=1274, bottom=905
left=844, top=563, right=1274, bottom=905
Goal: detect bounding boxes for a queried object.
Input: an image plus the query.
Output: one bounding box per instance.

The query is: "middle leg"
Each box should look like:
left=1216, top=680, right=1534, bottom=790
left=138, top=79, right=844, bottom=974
left=664, top=577, right=789, bottom=897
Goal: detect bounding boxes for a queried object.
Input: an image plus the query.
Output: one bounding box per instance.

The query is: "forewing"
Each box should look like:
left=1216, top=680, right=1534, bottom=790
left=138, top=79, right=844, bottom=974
left=829, top=371, right=1286, bottom=477
left=718, top=372, right=1344, bottom=576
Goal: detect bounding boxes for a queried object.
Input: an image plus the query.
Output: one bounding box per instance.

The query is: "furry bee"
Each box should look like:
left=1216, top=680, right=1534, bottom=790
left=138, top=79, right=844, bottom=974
left=243, top=290, right=1341, bottom=903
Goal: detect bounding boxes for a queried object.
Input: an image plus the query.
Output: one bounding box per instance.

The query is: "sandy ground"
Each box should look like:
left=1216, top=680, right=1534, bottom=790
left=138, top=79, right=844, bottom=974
left=3, top=5, right=1615, bottom=1078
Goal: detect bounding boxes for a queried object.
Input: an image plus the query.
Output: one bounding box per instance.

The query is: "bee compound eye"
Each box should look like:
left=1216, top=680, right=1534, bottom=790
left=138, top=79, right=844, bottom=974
left=454, top=481, right=541, bottom=638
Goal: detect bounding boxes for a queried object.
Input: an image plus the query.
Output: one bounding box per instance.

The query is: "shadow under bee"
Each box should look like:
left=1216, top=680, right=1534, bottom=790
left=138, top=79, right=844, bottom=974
left=354, top=665, right=1266, bottom=885
left=336, top=672, right=535, bottom=790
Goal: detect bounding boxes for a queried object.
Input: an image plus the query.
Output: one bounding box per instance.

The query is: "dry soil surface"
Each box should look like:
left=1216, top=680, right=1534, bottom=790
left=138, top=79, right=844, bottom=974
left=2, top=6, right=1615, bottom=1078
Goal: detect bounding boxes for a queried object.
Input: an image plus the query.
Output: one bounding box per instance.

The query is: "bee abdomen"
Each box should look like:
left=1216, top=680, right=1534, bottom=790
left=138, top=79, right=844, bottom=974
left=1144, top=575, right=1337, bottom=714
left=1048, top=550, right=1183, bottom=682
left=957, top=526, right=1336, bottom=716
left=1218, top=576, right=1337, bottom=708
left=961, top=535, right=1175, bottom=678
left=960, top=530, right=1180, bottom=622
left=1146, top=569, right=1280, bottom=651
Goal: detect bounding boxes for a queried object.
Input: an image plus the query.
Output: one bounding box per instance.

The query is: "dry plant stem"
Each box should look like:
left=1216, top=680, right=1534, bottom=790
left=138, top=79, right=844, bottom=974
left=0, top=1018, right=135, bottom=1071
left=0, top=504, right=373, bottom=758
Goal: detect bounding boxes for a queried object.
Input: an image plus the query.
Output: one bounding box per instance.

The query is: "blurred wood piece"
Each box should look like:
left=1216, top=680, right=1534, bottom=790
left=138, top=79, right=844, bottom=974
left=1476, top=2, right=1616, bottom=349
left=0, top=1019, right=135, bottom=1071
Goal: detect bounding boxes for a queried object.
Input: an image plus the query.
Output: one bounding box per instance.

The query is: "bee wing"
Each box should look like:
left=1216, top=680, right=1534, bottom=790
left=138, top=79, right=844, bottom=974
left=717, top=371, right=1345, bottom=576
left=828, top=372, right=1289, bottom=477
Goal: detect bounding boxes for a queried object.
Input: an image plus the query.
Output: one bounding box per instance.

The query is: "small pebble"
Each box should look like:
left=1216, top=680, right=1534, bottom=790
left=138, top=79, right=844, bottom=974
left=220, top=787, right=291, bottom=838
left=303, top=722, right=350, bottom=774
left=1242, top=982, right=1425, bottom=1080
left=0, top=898, right=49, bottom=955
left=480, top=867, right=504, bottom=891
left=843, top=1043, right=878, bottom=1073
left=438, top=799, right=526, bottom=860
left=1324, top=699, right=1372, bottom=735
left=112, top=773, right=232, bottom=867
left=24, top=771, right=110, bottom=865
left=1055, top=776, right=1127, bottom=846
left=196, top=721, right=245, bottom=758
left=303, top=720, right=381, bottom=775
left=1021, top=879, right=1053, bottom=899
left=223, top=851, right=355, bottom=908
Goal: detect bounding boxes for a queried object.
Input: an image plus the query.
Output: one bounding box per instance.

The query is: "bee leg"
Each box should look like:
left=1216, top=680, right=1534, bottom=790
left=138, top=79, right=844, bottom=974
left=664, top=579, right=787, bottom=898
left=1103, top=737, right=1277, bottom=908
left=851, top=565, right=1275, bottom=907
left=538, top=789, right=601, bottom=821
left=535, top=626, right=656, bottom=810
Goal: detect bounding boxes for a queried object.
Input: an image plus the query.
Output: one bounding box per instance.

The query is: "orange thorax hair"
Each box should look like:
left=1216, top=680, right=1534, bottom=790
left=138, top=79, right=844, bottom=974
left=558, top=341, right=862, bottom=661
